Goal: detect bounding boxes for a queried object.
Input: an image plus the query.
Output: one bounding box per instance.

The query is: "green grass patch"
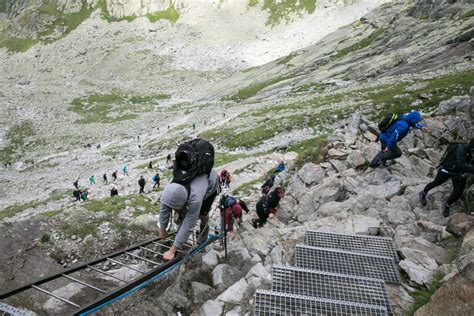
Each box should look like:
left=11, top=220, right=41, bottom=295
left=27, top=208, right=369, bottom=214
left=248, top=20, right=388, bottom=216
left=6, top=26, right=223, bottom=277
left=36, top=209, right=64, bottom=218
left=224, top=75, right=292, bottom=101
left=40, top=234, right=51, bottom=243
left=262, top=0, right=316, bottom=27
left=96, top=0, right=136, bottom=22
left=408, top=272, right=445, bottom=315
left=0, top=120, right=35, bottom=164
left=214, top=152, right=250, bottom=167
left=0, top=2, right=6, bottom=13
left=0, top=190, right=68, bottom=220
left=69, top=93, right=168, bottom=124
left=147, top=3, right=180, bottom=23
left=462, top=9, right=474, bottom=19
left=233, top=178, right=263, bottom=196
left=60, top=222, right=97, bottom=238
left=289, top=135, right=328, bottom=169
left=335, top=28, right=385, bottom=59
left=288, top=83, right=326, bottom=95
left=248, top=0, right=260, bottom=8
left=82, top=194, right=157, bottom=216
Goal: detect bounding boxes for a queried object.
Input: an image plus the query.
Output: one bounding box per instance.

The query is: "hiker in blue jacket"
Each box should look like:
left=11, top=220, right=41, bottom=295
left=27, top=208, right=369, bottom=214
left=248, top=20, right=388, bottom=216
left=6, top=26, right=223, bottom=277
left=370, top=111, right=427, bottom=168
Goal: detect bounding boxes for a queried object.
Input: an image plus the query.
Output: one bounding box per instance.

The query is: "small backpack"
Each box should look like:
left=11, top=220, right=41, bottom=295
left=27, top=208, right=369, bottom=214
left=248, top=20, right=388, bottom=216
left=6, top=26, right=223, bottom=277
left=172, top=138, right=215, bottom=185
left=218, top=195, right=237, bottom=209
left=437, top=143, right=460, bottom=168
left=378, top=113, right=400, bottom=132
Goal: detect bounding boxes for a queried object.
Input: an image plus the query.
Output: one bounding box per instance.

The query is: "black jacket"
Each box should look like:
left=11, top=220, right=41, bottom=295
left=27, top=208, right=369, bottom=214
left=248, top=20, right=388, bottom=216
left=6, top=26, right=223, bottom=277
left=443, top=144, right=474, bottom=175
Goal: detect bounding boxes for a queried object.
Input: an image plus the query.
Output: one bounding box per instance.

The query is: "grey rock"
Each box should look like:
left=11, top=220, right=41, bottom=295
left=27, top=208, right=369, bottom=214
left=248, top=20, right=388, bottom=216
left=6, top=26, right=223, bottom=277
left=212, top=264, right=241, bottom=287
left=202, top=249, right=219, bottom=269
left=216, top=279, right=249, bottom=304
left=200, top=300, right=224, bottom=316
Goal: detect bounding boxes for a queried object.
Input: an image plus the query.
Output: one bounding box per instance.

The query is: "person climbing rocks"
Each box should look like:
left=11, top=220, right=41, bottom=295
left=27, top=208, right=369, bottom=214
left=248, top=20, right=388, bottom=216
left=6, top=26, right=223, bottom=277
left=261, top=174, right=276, bottom=195
left=419, top=139, right=474, bottom=217
left=166, top=154, right=172, bottom=164
left=218, top=195, right=250, bottom=240
left=252, top=187, right=285, bottom=228
left=152, top=173, right=160, bottom=189
left=370, top=111, right=427, bottom=168
left=159, top=170, right=220, bottom=261
left=112, top=170, right=118, bottom=181
left=148, top=161, right=153, bottom=169
left=110, top=187, right=118, bottom=197
left=103, top=173, right=108, bottom=184
left=193, top=123, right=196, bottom=130
left=81, top=190, right=88, bottom=202
left=275, top=160, right=286, bottom=173
left=73, top=189, right=81, bottom=202
left=89, top=175, right=95, bottom=185
left=73, top=179, right=79, bottom=189
left=219, top=169, right=231, bottom=188
left=122, top=165, right=129, bottom=176
left=138, top=176, right=146, bottom=194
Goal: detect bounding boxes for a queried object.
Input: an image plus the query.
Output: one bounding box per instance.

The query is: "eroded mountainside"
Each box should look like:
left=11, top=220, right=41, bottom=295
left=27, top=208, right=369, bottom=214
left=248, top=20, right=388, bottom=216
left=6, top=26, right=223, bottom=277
left=0, top=1, right=473, bottom=315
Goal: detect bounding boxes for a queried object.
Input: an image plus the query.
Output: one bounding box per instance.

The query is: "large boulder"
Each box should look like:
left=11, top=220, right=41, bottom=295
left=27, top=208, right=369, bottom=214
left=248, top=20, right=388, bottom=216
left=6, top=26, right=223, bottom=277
left=415, top=263, right=474, bottom=316
left=447, top=213, right=474, bottom=237
left=216, top=279, right=249, bottom=304
left=399, top=247, right=438, bottom=286
left=212, top=264, right=241, bottom=287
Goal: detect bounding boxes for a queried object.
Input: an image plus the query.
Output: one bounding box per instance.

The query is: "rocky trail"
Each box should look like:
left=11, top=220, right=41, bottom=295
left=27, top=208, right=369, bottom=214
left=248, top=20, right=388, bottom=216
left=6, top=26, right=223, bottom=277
left=1, top=1, right=474, bottom=315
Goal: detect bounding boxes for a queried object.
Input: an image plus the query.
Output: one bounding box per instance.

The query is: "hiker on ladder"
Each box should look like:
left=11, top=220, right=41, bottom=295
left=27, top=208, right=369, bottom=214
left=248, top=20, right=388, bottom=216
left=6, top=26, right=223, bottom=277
left=159, top=139, right=220, bottom=261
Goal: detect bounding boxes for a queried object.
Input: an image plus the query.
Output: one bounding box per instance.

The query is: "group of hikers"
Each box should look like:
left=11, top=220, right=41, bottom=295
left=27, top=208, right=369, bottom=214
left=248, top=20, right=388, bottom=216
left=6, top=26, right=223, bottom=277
left=73, top=163, right=162, bottom=200
left=157, top=110, right=473, bottom=260
left=368, top=110, right=473, bottom=217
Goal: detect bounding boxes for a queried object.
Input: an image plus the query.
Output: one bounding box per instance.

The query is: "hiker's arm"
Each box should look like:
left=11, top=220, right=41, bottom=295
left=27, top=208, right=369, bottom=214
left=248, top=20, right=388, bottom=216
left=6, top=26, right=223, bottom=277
left=173, top=176, right=207, bottom=248
left=456, top=146, right=474, bottom=173
left=159, top=203, right=172, bottom=232
left=223, top=208, right=234, bottom=232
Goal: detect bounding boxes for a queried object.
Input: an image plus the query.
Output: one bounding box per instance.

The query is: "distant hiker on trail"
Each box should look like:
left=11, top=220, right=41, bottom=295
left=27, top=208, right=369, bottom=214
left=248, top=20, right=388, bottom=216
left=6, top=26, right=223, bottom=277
left=122, top=165, right=129, bottom=176
left=73, top=179, right=79, bottom=189
left=110, top=187, right=118, bottom=197
left=153, top=173, right=160, bottom=189
left=370, top=111, right=427, bottom=168
left=193, top=123, right=196, bottom=130
left=419, top=139, right=474, bottom=217
left=261, top=174, right=276, bottom=195
left=275, top=160, right=285, bottom=173
left=166, top=154, right=172, bottom=164
left=97, top=144, right=101, bottom=149
left=148, top=161, right=153, bottom=169
left=138, top=176, right=146, bottom=194
left=218, top=195, right=250, bottom=240
left=73, top=189, right=81, bottom=202
left=81, top=191, right=88, bottom=202
left=103, top=173, right=108, bottom=184
left=252, top=187, right=285, bottom=228
left=89, top=175, right=95, bottom=185
left=159, top=138, right=219, bottom=260
left=112, top=170, right=118, bottom=181
left=219, top=169, right=231, bottom=188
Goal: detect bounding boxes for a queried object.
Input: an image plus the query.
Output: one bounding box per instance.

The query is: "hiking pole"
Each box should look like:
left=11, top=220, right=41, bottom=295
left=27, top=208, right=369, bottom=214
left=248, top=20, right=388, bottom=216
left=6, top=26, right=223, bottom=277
left=223, top=209, right=228, bottom=261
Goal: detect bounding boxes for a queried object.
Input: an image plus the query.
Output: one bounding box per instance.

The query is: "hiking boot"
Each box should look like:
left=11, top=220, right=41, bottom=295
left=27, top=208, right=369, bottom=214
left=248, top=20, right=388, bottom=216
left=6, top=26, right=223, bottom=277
left=442, top=202, right=451, bottom=218
left=419, top=191, right=427, bottom=207
left=251, top=219, right=258, bottom=229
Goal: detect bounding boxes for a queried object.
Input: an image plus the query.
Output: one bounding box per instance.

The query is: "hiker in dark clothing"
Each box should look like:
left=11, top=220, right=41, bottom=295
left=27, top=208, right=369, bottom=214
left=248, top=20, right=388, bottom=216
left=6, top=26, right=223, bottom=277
left=73, top=179, right=79, bottom=189
left=110, top=187, right=118, bottom=197
left=112, top=170, right=117, bottom=181
left=219, top=196, right=250, bottom=239
left=103, top=173, right=108, bottom=184
left=370, top=111, right=427, bottom=168
left=166, top=154, right=172, bottom=164
left=73, top=189, right=81, bottom=202
left=419, top=140, right=474, bottom=217
left=138, top=176, right=146, bottom=194
left=252, top=187, right=285, bottom=228
left=148, top=161, right=153, bottom=169
left=261, top=175, right=276, bottom=195
left=152, top=173, right=160, bottom=189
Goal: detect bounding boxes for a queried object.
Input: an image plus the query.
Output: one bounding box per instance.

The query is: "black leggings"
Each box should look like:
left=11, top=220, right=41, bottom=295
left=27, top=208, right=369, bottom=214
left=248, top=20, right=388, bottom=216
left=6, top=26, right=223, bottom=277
left=370, top=142, right=402, bottom=167
left=255, top=198, right=268, bottom=226
left=423, top=169, right=467, bottom=206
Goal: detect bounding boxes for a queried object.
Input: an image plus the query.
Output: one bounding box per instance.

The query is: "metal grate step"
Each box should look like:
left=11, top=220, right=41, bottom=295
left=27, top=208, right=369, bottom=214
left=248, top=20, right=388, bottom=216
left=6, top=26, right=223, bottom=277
left=272, top=265, right=393, bottom=315
left=254, top=289, right=388, bottom=316
left=295, top=245, right=400, bottom=284
left=304, top=230, right=398, bottom=260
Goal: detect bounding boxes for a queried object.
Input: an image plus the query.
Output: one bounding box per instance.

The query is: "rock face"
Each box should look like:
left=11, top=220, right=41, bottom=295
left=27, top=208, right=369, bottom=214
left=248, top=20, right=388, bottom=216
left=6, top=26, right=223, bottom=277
left=415, top=263, right=474, bottom=316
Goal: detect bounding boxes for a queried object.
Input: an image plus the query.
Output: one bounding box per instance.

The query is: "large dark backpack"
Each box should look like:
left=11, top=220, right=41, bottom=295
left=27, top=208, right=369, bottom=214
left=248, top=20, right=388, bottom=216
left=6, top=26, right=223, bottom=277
left=437, top=143, right=460, bottom=168
left=172, top=138, right=214, bottom=185
left=378, top=113, right=400, bottom=132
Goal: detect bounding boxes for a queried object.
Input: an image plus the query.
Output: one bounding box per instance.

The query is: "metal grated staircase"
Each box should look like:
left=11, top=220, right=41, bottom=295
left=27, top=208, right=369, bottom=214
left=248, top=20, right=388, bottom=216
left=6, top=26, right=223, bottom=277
left=254, top=230, right=400, bottom=315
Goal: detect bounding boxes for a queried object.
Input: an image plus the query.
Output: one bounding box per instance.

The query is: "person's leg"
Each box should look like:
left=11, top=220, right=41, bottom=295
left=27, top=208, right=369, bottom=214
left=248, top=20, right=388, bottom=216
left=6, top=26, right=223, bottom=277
left=379, top=143, right=402, bottom=164
left=420, top=170, right=450, bottom=206
left=370, top=143, right=386, bottom=168
left=446, top=177, right=467, bottom=206
left=197, top=191, right=218, bottom=243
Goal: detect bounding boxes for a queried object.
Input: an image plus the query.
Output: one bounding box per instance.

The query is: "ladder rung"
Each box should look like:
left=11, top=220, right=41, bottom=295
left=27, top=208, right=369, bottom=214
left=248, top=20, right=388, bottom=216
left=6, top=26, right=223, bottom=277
left=31, top=285, right=80, bottom=308
left=61, top=274, right=107, bottom=294
left=107, top=258, right=146, bottom=274
left=125, top=252, right=161, bottom=265
left=86, top=265, right=127, bottom=283
left=139, top=246, right=164, bottom=256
